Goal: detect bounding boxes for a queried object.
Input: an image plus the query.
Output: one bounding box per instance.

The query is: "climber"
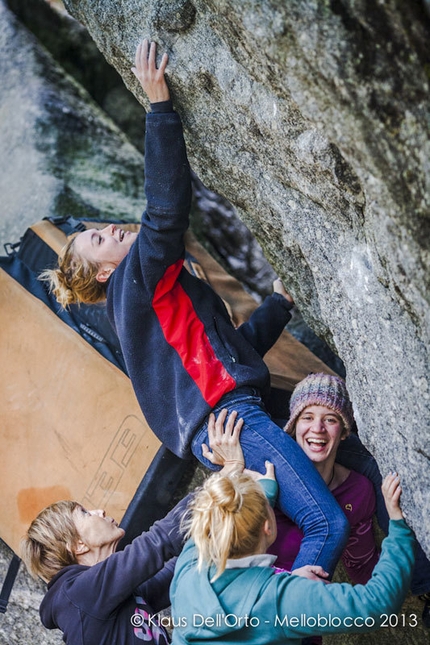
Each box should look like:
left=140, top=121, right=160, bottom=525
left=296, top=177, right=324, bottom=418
left=39, top=38, right=349, bottom=577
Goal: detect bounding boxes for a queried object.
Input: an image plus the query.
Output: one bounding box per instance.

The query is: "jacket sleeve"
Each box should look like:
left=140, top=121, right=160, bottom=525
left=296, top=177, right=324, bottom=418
left=127, top=109, right=192, bottom=295
left=275, top=519, right=415, bottom=639
left=135, top=557, right=177, bottom=612
left=237, top=293, right=293, bottom=356
left=65, top=495, right=191, bottom=618
left=259, top=478, right=279, bottom=507
left=341, top=483, right=380, bottom=585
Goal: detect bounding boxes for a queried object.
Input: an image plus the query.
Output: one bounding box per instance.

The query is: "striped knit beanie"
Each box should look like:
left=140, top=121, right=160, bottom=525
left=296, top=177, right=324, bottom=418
left=284, top=373, right=354, bottom=436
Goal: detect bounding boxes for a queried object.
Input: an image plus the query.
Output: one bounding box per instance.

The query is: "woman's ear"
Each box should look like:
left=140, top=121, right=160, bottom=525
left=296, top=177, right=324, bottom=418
left=71, top=539, right=90, bottom=557
left=263, top=518, right=274, bottom=537
left=96, top=265, right=115, bottom=283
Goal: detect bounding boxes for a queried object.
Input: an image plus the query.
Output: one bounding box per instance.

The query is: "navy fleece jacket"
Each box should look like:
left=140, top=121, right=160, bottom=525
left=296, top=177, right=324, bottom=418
left=40, top=495, right=189, bottom=645
left=106, top=104, right=292, bottom=458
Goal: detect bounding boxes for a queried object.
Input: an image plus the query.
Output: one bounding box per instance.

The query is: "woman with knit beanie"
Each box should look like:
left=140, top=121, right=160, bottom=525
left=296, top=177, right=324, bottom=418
left=272, top=372, right=430, bottom=631
left=269, top=372, right=379, bottom=584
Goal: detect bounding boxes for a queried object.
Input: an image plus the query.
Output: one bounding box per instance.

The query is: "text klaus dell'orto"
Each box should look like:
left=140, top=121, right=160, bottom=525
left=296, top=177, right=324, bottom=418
left=134, top=612, right=419, bottom=630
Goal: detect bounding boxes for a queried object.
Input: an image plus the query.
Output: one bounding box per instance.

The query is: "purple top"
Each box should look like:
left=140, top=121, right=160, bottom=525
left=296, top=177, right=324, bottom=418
left=268, top=470, right=379, bottom=584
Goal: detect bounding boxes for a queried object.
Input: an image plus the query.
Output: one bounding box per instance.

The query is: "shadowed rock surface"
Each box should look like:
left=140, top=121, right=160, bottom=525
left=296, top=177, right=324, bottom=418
left=61, top=0, right=430, bottom=555
left=0, top=0, right=146, bottom=249
left=0, top=541, right=63, bottom=645
left=5, top=0, right=146, bottom=153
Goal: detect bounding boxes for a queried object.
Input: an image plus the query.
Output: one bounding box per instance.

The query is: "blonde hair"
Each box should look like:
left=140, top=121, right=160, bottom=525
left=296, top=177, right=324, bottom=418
left=21, top=501, right=81, bottom=582
left=39, top=234, right=107, bottom=308
left=185, top=473, right=270, bottom=580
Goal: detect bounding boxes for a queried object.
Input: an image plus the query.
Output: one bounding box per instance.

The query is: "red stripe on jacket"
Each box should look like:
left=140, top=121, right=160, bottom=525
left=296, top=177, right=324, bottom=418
left=153, top=260, right=237, bottom=406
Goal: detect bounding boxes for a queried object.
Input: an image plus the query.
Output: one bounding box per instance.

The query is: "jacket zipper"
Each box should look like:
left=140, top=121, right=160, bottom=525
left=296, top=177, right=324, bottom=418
left=213, top=316, right=236, bottom=362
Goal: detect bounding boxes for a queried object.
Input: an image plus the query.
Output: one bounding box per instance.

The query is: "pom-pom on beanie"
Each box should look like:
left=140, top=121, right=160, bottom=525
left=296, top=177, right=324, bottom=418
left=284, top=373, right=354, bottom=436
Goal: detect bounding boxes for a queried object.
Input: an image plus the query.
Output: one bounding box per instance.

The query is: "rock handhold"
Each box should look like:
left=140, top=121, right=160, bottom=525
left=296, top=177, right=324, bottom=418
left=151, top=0, right=196, bottom=33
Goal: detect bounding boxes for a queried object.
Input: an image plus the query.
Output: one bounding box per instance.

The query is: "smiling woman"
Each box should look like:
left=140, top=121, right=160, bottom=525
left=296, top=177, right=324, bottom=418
left=39, top=223, right=139, bottom=307
left=268, top=373, right=380, bottom=586
left=73, top=224, right=138, bottom=283
left=295, top=405, right=346, bottom=475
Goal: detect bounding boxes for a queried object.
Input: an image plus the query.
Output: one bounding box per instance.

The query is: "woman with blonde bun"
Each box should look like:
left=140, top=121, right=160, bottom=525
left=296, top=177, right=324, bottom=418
left=170, top=412, right=415, bottom=645
left=187, top=466, right=278, bottom=581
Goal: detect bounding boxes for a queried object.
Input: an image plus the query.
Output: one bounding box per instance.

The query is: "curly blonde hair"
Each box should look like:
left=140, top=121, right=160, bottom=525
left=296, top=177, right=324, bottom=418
left=185, top=472, right=270, bottom=580
left=39, top=234, right=107, bottom=308
left=21, top=501, right=81, bottom=582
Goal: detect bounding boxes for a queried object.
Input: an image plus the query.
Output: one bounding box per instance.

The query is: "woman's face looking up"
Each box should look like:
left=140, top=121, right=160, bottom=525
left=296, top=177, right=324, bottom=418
left=74, top=224, right=138, bottom=281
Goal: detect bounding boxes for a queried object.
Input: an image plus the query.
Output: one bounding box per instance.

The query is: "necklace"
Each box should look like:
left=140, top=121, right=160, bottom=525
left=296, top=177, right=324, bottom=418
left=327, top=467, right=336, bottom=488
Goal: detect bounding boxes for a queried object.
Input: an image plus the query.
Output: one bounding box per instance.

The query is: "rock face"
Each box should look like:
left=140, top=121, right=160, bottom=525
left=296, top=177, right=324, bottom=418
left=5, top=0, right=146, bottom=154
left=0, top=0, right=146, bottom=248
left=60, top=0, right=430, bottom=552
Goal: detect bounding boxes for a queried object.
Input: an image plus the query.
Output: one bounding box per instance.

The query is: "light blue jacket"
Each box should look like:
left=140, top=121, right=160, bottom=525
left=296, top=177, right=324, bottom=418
left=171, top=519, right=415, bottom=644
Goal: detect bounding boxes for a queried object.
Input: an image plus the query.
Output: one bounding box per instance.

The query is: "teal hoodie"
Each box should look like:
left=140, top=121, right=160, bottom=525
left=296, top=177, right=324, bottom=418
left=170, top=519, right=415, bottom=644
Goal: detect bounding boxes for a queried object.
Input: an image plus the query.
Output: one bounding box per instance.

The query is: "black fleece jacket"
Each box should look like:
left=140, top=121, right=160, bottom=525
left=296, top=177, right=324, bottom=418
left=40, top=495, right=189, bottom=645
left=106, top=103, right=292, bottom=458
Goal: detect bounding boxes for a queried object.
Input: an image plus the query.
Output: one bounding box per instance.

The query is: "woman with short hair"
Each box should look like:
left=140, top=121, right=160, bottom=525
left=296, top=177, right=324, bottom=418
left=22, top=496, right=189, bottom=644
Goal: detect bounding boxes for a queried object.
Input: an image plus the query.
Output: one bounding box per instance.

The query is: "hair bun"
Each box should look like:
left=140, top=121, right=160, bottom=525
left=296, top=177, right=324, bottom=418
left=187, top=472, right=270, bottom=581
left=208, top=476, right=244, bottom=514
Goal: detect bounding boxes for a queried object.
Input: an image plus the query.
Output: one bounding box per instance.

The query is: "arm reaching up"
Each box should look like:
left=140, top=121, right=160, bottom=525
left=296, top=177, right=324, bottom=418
left=237, top=279, right=294, bottom=356
left=272, top=278, right=294, bottom=305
